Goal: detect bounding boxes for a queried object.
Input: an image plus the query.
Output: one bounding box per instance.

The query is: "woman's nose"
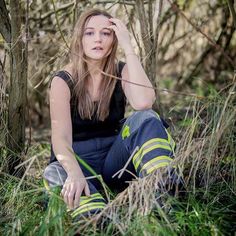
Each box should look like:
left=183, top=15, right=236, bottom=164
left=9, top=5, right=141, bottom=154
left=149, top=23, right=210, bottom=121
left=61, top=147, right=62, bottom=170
left=94, top=32, right=102, bottom=42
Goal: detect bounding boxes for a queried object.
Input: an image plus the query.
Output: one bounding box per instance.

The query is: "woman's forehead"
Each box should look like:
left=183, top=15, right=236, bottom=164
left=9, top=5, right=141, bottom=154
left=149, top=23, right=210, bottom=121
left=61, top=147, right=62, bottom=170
left=85, top=15, right=111, bottom=29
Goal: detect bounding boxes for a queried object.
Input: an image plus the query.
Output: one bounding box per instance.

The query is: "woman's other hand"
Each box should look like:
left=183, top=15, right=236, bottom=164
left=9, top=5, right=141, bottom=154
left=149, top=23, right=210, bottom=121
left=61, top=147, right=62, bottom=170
left=108, top=18, right=132, bottom=51
left=61, top=173, right=90, bottom=210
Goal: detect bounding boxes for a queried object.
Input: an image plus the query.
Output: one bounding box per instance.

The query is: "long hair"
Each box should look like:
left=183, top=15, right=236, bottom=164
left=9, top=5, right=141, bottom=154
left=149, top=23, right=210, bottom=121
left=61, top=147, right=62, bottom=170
left=69, top=9, right=118, bottom=121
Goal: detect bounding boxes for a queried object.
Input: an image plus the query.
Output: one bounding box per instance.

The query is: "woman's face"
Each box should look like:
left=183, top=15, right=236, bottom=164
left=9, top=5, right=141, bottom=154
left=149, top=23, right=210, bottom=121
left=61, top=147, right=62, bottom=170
left=82, top=15, right=114, bottom=61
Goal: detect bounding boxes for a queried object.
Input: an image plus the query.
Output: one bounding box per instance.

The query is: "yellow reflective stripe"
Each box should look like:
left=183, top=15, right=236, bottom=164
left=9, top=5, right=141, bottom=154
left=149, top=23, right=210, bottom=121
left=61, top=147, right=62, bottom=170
left=73, top=204, right=105, bottom=216
left=143, top=162, right=171, bottom=175
left=67, top=194, right=104, bottom=214
left=133, top=138, right=170, bottom=163
left=80, top=196, right=104, bottom=207
left=72, top=202, right=105, bottom=218
left=133, top=142, right=171, bottom=168
left=80, top=193, right=102, bottom=201
left=43, top=179, right=50, bottom=191
left=80, top=192, right=101, bottom=200
left=71, top=202, right=106, bottom=217
left=155, top=112, right=161, bottom=119
left=140, top=156, right=173, bottom=173
left=72, top=202, right=105, bottom=217
left=167, top=132, right=176, bottom=150
left=134, top=144, right=172, bottom=170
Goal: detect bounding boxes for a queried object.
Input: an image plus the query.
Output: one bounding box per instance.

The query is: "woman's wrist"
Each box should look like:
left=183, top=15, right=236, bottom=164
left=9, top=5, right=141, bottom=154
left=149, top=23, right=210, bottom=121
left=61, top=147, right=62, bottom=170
left=124, top=44, right=134, bottom=55
left=68, top=170, right=84, bottom=179
left=125, top=48, right=136, bottom=57
left=125, top=52, right=137, bottom=57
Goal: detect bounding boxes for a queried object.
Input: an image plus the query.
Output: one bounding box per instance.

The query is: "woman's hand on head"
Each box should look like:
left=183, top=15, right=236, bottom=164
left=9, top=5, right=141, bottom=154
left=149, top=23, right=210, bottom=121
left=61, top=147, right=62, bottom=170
left=108, top=18, right=132, bottom=51
left=61, top=174, right=90, bottom=210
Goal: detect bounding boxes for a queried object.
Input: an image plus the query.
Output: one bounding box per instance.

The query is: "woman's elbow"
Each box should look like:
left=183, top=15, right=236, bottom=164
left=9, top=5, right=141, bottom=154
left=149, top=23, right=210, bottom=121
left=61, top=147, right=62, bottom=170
left=132, top=98, right=155, bottom=110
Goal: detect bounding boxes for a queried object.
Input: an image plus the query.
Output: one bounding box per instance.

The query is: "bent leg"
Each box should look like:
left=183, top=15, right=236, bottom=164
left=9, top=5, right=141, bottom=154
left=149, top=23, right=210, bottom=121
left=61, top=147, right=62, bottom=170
left=102, top=134, right=137, bottom=192
left=103, top=109, right=179, bottom=192
left=121, top=109, right=175, bottom=178
left=43, top=161, right=106, bottom=220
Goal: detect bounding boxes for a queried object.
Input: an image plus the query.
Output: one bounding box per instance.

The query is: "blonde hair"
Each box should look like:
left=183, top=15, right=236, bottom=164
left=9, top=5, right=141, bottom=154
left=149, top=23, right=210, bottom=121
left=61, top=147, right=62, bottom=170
left=70, top=8, right=118, bottom=121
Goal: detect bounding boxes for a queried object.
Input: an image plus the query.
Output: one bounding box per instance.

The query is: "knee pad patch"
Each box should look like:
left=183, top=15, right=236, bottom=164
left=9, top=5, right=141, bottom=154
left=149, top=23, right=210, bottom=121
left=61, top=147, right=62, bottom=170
left=122, top=109, right=159, bottom=138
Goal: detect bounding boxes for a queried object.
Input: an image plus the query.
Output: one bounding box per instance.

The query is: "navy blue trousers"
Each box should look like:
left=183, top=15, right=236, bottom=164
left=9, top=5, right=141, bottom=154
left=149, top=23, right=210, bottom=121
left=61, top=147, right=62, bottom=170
left=43, top=109, right=175, bottom=218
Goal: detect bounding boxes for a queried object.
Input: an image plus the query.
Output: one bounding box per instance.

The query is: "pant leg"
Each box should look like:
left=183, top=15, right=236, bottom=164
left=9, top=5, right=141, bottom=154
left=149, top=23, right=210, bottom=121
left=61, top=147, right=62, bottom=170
left=102, top=109, right=176, bottom=190
left=102, top=133, right=137, bottom=192
left=48, top=136, right=116, bottom=190
left=123, top=109, right=175, bottom=178
left=43, top=161, right=106, bottom=220
left=43, top=136, right=116, bottom=220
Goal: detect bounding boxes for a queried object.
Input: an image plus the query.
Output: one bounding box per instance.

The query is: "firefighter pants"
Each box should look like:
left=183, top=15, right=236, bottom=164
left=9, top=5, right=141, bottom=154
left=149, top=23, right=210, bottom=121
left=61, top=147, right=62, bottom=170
left=43, top=109, right=175, bottom=220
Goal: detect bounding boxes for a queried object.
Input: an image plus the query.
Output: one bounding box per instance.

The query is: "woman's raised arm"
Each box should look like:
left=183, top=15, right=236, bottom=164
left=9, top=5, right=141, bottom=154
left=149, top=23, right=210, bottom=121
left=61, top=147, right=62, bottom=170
left=108, top=18, right=156, bottom=110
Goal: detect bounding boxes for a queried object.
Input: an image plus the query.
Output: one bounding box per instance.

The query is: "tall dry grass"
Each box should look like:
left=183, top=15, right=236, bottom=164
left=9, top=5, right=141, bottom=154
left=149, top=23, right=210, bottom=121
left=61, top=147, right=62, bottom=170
left=0, top=81, right=235, bottom=235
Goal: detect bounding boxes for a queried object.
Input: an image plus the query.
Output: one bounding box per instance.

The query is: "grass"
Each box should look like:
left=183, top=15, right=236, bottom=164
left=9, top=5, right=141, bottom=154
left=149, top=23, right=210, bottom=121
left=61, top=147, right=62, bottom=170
left=0, top=84, right=235, bottom=236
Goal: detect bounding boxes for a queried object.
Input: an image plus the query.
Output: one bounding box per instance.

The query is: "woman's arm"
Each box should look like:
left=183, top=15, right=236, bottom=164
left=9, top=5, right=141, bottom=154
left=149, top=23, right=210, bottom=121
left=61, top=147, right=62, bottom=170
left=121, top=52, right=156, bottom=110
left=50, top=77, right=90, bottom=209
left=108, top=18, right=156, bottom=110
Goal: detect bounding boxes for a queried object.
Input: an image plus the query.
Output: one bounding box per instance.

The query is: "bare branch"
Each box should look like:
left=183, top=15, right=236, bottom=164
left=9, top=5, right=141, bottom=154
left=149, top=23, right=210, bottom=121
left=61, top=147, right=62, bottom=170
left=227, top=0, right=236, bottom=30
left=50, top=0, right=69, bottom=49
left=122, top=0, right=143, bottom=57
left=33, top=2, right=74, bottom=21
left=166, top=0, right=235, bottom=70
left=136, top=0, right=151, bottom=55
left=0, top=0, right=11, bottom=43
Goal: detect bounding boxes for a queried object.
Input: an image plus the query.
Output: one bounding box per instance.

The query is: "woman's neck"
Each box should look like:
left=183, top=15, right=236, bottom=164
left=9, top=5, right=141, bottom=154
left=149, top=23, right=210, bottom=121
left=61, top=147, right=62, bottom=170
left=86, top=60, right=104, bottom=101
left=86, top=59, right=105, bottom=78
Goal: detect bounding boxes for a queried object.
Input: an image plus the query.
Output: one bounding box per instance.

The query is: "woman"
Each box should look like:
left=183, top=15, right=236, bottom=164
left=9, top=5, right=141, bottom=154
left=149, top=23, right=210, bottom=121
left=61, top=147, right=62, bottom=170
left=43, top=8, right=176, bottom=220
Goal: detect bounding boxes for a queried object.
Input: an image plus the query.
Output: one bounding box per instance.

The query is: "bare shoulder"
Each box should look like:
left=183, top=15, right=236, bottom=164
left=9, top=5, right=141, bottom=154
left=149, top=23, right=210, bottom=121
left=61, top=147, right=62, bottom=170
left=50, top=63, right=73, bottom=94
left=50, top=76, right=71, bottom=100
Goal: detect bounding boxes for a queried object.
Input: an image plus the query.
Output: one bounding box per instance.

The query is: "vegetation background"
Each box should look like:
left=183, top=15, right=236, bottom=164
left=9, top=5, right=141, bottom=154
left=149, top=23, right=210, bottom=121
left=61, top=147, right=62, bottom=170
left=0, top=0, right=235, bottom=235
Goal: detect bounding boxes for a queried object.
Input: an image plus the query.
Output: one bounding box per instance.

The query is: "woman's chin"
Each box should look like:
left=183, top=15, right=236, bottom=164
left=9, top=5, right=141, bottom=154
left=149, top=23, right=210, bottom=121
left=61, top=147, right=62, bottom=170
left=87, top=54, right=107, bottom=61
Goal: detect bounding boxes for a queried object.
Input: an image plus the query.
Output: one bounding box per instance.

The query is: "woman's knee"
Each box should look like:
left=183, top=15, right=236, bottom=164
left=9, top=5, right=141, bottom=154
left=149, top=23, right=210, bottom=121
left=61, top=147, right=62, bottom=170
left=130, top=109, right=158, bottom=121
left=122, top=109, right=160, bottom=136
left=43, top=162, right=67, bottom=187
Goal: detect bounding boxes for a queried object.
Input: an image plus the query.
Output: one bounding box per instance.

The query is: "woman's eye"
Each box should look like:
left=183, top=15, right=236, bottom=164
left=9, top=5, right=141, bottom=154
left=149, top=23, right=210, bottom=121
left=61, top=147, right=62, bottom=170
left=84, top=31, right=111, bottom=36
left=102, top=32, right=111, bottom=36
left=85, top=32, right=93, bottom=35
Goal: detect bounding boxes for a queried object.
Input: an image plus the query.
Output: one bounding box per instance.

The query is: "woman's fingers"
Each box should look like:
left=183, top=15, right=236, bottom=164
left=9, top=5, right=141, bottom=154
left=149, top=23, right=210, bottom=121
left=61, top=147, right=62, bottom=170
left=62, top=188, right=70, bottom=208
left=67, top=187, right=75, bottom=209
left=74, top=187, right=82, bottom=209
left=61, top=182, right=90, bottom=210
left=61, top=183, right=74, bottom=209
left=84, top=183, right=91, bottom=197
left=107, top=25, right=117, bottom=33
left=109, top=18, right=125, bottom=29
left=61, top=177, right=91, bottom=210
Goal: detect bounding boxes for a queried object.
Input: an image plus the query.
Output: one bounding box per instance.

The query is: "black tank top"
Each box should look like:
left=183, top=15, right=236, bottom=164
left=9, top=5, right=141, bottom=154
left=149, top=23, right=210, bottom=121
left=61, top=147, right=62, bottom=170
left=51, top=61, right=126, bottom=142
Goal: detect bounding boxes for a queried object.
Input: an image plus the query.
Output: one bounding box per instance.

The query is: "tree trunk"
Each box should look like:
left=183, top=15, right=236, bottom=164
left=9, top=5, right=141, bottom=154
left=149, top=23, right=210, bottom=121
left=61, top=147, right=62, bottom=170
left=136, top=0, right=162, bottom=115
left=0, top=0, right=11, bottom=43
left=5, top=0, right=28, bottom=176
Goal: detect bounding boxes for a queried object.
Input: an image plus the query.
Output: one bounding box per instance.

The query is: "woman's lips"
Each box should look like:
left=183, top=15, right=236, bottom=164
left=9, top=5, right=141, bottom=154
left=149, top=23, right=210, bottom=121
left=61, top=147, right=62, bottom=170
left=92, top=47, right=103, bottom=50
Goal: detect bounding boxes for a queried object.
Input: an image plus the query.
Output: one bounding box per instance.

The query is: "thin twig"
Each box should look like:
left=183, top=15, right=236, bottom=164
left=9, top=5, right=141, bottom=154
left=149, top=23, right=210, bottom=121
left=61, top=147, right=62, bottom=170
left=122, top=0, right=143, bottom=56
left=60, top=45, right=206, bottom=99
left=227, top=0, right=236, bottom=30
left=166, top=0, right=235, bottom=69
left=50, top=0, right=69, bottom=49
